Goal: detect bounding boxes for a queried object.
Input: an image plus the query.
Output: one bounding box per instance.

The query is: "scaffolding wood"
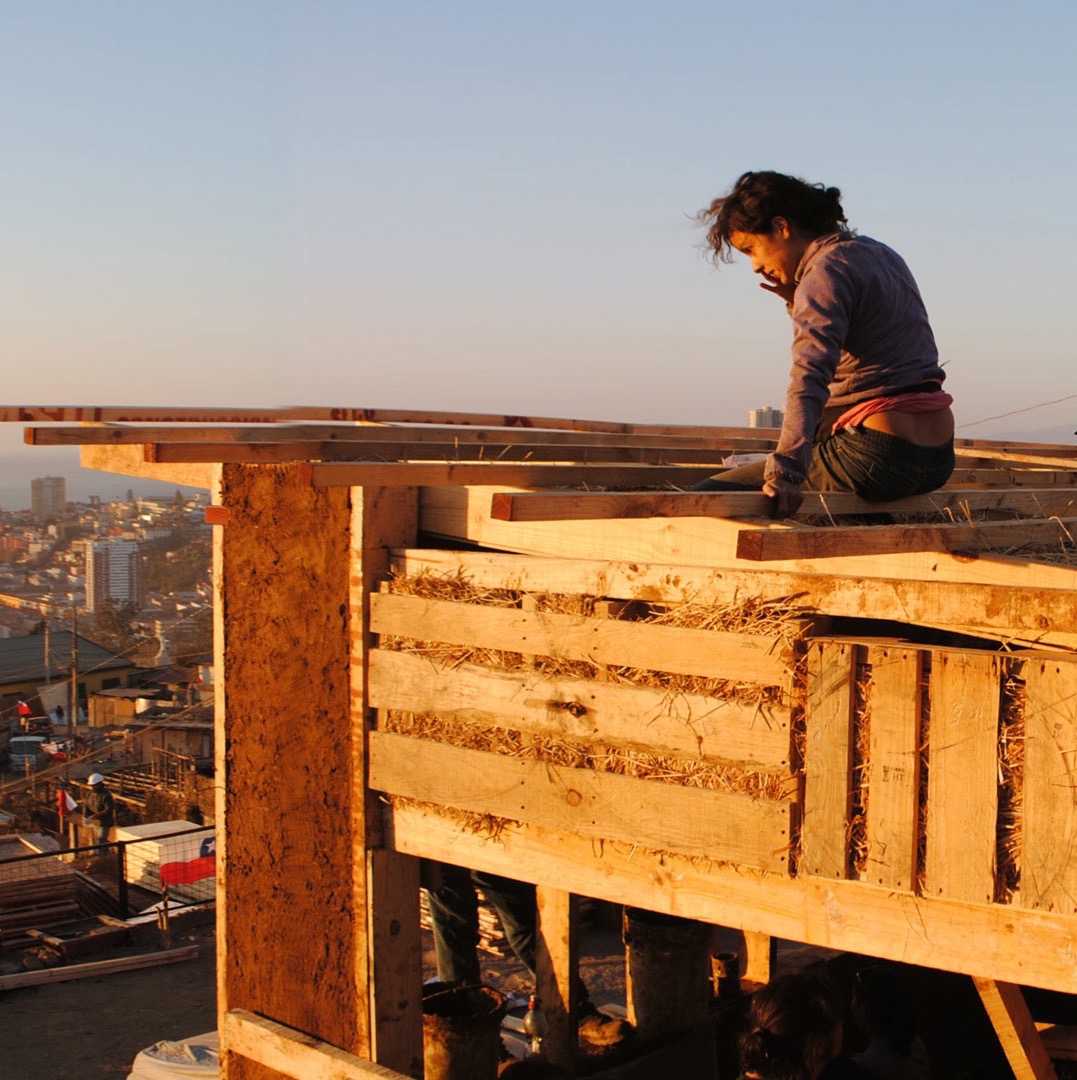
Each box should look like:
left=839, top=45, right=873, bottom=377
left=12, top=405, right=1077, bottom=1080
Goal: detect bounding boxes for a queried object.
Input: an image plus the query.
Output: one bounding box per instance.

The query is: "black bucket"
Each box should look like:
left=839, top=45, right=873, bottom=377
left=422, top=981, right=507, bottom=1080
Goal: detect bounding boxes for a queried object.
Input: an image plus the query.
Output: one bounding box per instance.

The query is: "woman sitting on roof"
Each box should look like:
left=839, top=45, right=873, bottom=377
left=695, top=170, right=955, bottom=518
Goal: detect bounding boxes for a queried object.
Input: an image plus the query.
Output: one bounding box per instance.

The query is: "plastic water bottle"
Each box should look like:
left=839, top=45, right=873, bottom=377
left=522, top=992, right=547, bottom=1058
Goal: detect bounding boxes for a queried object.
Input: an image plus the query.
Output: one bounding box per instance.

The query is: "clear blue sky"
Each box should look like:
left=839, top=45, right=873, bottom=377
left=1, top=4, right=1074, bottom=503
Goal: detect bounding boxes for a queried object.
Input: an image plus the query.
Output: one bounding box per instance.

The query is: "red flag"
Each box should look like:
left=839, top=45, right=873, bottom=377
left=160, top=836, right=216, bottom=886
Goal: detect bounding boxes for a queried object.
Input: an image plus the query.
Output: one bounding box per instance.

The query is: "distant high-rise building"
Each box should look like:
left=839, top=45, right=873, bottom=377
left=85, top=539, right=145, bottom=612
left=748, top=406, right=783, bottom=429
left=31, top=476, right=66, bottom=519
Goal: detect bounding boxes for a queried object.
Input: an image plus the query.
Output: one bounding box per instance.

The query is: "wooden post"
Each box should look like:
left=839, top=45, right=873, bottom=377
left=741, top=930, right=778, bottom=987
left=214, top=465, right=420, bottom=1079
left=352, top=486, right=421, bottom=1075
left=973, top=978, right=1058, bottom=1080
left=535, top=885, right=579, bottom=1075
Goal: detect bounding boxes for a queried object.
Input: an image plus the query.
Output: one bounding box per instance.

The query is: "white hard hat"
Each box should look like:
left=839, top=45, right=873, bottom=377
left=88, top=772, right=104, bottom=786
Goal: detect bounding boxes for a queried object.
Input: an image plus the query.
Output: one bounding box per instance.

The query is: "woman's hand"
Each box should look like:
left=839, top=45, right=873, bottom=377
left=762, top=476, right=804, bottom=518
left=759, top=279, right=797, bottom=305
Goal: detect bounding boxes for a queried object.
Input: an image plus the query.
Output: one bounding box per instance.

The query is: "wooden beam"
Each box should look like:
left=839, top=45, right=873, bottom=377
left=385, top=803, right=1077, bottom=993
left=80, top=444, right=214, bottom=489
left=955, top=436, right=1077, bottom=454
left=147, top=439, right=730, bottom=466
left=369, top=591, right=794, bottom=684
left=736, top=516, right=1077, bottom=561
left=29, top=420, right=774, bottom=452
left=956, top=447, right=1077, bottom=468
left=489, top=487, right=1077, bottom=522
left=972, top=979, right=1058, bottom=1080
left=491, top=490, right=773, bottom=521
left=4, top=402, right=780, bottom=437
left=222, top=1009, right=414, bottom=1080
left=0, top=944, right=198, bottom=990
left=311, top=461, right=719, bottom=487
left=4, top=402, right=1070, bottom=447
left=368, top=649, right=793, bottom=768
left=417, top=488, right=1077, bottom=597
left=368, top=731, right=792, bottom=872
left=947, top=468, right=1077, bottom=488
left=393, top=548, right=1077, bottom=649
left=351, top=485, right=423, bottom=1075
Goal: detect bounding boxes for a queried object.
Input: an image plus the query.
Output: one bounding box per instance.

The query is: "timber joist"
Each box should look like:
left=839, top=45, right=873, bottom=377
left=16, top=406, right=1077, bottom=550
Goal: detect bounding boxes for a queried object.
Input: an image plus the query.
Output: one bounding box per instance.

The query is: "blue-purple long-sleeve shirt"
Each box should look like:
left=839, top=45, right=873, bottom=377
left=765, top=231, right=946, bottom=486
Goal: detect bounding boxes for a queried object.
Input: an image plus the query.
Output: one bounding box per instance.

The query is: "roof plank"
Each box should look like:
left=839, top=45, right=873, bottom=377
left=489, top=487, right=1077, bottom=522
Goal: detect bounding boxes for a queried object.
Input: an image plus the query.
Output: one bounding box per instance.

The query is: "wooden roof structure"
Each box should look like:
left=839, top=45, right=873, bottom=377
left=11, top=402, right=1075, bottom=652
left=10, top=404, right=1077, bottom=556
left=10, top=405, right=1077, bottom=1080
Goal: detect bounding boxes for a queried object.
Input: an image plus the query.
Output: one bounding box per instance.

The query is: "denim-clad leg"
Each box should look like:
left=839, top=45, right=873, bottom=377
left=471, top=871, right=538, bottom=979
left=815, top=428, right=955, bottom=500
left=425, top=863, right=591, bottom=1001
left=693, top=429, right=953, bottom=500
left=424, top=862, right=483, bottom=984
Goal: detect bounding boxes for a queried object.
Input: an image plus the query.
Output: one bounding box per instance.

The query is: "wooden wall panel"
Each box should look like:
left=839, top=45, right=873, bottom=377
left=368, top=649, right=791, bottom=769
left=1022, top=658, right=1077, bottom=913
left=865, top=647, right=922, bottom=892
left=925, top=652, right=1000, bottom=903
left=803, top=642, right=857, bottom=879
left=369, top=592, right=792, bottom=684
left=369, top=731, right=791, bottom=873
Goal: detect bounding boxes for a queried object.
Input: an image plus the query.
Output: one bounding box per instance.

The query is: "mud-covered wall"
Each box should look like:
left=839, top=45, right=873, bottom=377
left=219, top=464, right=359, bottom=1077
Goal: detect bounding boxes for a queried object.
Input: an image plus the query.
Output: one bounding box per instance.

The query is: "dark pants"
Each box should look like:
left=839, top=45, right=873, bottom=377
left=694, top=427, right=955, bottom=501
left=423, top=862, right=590, bottom=1002
left=424, top=863, right=538, bottom=984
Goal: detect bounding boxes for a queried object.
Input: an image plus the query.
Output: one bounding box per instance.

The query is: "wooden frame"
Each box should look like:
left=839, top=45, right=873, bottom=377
left=11, top=406, right=1074, bottom=1079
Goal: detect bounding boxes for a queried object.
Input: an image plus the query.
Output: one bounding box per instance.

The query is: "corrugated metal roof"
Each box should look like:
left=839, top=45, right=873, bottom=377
left=0, top=630, right=135, bottom=686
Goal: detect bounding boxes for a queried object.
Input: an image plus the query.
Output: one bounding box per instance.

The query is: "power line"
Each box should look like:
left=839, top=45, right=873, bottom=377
left=957, top=393, right=1077, bottom=431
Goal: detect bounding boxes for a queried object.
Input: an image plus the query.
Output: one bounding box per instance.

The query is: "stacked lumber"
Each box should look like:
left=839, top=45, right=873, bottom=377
left=417, top=888, right=513, bottom=960
left=0, top=838, right=79, bottom=946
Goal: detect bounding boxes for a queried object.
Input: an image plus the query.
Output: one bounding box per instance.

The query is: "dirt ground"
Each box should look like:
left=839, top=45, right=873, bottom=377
left=1, top=920, right=219, bottom=1080
left=0, top=906, right=638, bottom=1080
left=1, top=902, right=1058, bottom=1080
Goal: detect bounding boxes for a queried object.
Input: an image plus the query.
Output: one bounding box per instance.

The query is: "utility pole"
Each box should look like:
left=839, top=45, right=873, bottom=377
left=69, top=606, right=78, bottom=741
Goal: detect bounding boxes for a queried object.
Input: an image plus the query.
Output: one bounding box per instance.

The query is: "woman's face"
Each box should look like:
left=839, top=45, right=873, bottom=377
left=729, top=217, right=811, bottom=288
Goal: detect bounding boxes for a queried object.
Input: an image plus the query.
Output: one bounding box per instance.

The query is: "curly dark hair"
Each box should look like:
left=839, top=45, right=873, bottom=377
left=738, top=971, right=845, bottom=1080
left=699, top=170, right=848, bottom=263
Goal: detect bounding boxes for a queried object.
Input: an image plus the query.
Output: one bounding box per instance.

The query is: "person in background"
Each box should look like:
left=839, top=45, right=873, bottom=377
left=695, top=171, right=954, bottom=519
left=738, top=969, right=870, bottom=1079
left=423, top=862, right=632, bottom=1052
left=82, top=772, right=115, bottom=847
left=850, top=965, right=930, bottom=1079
